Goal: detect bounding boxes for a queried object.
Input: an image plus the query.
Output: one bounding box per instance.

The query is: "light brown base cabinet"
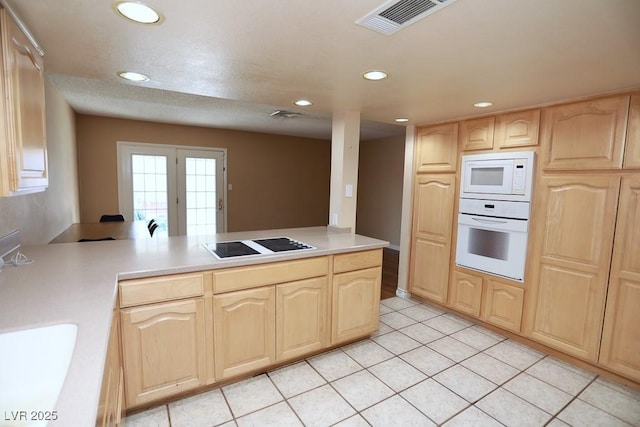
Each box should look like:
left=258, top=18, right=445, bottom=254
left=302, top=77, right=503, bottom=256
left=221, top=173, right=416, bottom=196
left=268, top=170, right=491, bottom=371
left=449, top=270, right=482, bottom=318
left=408, top=174, right=456, bottom=304
left=525, top=175, right=620, bottom=362
left=213, top=286, right=276, bottom=379
left=117, top=249, right=382, bottom=410
left=277, top=277, right=329, bottom=361
left=448, top=269, right=524, bottom=333
left=332, top=267, right=381, bottom=344
left=120, top=298, right=207, bottom=407
left=599, top=177, right=640, bottom=381
left=96, top=313, right=124, bottom=427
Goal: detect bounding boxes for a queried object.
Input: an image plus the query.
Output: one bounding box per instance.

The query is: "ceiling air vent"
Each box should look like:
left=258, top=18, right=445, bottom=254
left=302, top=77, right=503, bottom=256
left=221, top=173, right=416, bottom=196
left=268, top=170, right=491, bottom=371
left=270, top=110, right=303, bottom=119
left=356, top=0, right=457, bottom=36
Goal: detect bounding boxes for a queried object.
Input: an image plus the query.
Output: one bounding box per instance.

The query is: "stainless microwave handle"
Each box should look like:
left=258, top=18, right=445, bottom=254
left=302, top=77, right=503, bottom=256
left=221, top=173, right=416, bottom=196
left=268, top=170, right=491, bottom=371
left=472, top=217, right=509, bottom=225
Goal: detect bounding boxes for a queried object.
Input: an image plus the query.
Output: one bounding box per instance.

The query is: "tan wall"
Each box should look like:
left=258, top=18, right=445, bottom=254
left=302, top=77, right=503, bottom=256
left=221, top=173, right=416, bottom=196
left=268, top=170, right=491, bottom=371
left=356, top=135, right=405, bottom=247
left=0, top=79, right=79, bottom=245
left=75, top=115, right=331, bottom=232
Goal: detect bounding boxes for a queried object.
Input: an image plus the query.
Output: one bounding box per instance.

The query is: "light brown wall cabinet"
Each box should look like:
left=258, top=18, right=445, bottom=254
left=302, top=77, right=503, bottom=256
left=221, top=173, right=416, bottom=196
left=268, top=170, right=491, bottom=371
left=409, top=174, right=456, bottom=304
left=494, top=109, right=540, bottom=149
left=459, top=116, right=495, bottom=151
left=541, top=95, right=630, bottom=170
left=525, top=175, right=620, bottom=362
left=414, top=123, right=458, bottom=173
left=96, top=313, right=124, bottom=427
left=409, top=91, right=640, bottom=385
left=599, top=177, right=640, bottom=381
left=624, top=95, right=640, bottom=169
left=0, top=9, right=48, bottom=196
left=459, top=110, right=540, bottom=152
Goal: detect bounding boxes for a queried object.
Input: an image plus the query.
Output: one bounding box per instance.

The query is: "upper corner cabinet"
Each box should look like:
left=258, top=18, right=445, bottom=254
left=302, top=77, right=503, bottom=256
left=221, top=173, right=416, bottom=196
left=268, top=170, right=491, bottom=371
left=541, top=96, right=629, bottom=170
left=414, top=123, right=458, bottom=173
left=0, top=9, right=48, bottom=196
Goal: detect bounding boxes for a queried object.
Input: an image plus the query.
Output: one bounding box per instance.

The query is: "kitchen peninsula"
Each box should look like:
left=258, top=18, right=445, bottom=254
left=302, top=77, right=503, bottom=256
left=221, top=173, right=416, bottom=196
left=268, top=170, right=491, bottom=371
left=0, top=227, right=387, bottom=426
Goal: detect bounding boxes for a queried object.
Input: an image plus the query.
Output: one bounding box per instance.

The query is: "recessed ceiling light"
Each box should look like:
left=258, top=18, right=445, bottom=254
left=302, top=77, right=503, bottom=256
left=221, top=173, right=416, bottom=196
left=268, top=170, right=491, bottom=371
left=294, top=99, right=312, bottom=107
left=395, top=118, right=409, bottom=123
left=118, top=71, right=150, bottom=82
left=363, top=70, right=388, bottom=81
left=473, top=101, right=493, bottom=108
left=113, top=1, right=163, bottom=24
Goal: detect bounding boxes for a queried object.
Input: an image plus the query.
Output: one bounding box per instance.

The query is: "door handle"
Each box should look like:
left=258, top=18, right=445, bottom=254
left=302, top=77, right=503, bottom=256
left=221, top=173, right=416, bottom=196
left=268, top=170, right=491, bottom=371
left=471, top=217, right=508, bottom=225
left=218, top=198, right=223, bottom=210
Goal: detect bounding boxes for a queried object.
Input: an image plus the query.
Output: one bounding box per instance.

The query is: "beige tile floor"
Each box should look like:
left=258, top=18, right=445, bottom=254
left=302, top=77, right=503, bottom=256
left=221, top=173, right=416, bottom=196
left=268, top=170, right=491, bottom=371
left=124, top=297, right=640, bottom=427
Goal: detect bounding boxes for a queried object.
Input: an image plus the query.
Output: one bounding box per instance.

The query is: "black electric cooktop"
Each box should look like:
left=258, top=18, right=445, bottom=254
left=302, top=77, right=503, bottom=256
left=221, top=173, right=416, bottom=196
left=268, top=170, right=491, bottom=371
left=208, top=241, right=260, bottom=258
left=253, top=237, right=314, bottom=252
left=204, top=237, right=315, bottom=259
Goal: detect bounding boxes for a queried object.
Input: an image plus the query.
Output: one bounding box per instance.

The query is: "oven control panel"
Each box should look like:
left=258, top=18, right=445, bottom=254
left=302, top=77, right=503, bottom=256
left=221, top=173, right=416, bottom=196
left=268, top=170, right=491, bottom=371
left=458, top=198, right=530, bottom=220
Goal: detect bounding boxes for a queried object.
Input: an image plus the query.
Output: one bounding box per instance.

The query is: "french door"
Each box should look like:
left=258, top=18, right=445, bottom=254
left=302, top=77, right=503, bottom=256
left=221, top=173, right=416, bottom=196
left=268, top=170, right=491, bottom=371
left=117, top=142, right=226, bottom=236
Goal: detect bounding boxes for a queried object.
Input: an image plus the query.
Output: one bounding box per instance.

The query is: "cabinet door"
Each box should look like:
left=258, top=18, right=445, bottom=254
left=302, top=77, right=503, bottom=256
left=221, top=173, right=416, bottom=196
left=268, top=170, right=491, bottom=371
left=449, top=270, right=483, bottom=318
left=121, top=298, right=206, bottom=407
left=414, top=123, right=458, bottom=173
left=459, top=116, right=495, bottom=151
left=541, top=96, right=629, bottom=170
left=0, top=10, right=48, bottom=194
left=623, top=94, right=640, bottom=169
left=599, top=177, right=640, bottom=381
left=276, top=277, right=328, bottom=362
left=213, top=287, right=275, bottom=379
left=409, top=174, right=455, bottom=303
left=97, top=313, right=124, bottom=427
left=332, top=267, right=381, bottom=344
left=495, top=109, right=540, bottom=148
left=483, top=280, right=524, bottom=333
left=525, top=175, right=620, bottom=361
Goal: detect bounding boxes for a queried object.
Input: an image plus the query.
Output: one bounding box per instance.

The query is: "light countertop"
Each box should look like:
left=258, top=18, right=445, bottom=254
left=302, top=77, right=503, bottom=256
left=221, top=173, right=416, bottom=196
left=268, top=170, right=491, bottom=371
left=0, top=226, right=388, bottom=427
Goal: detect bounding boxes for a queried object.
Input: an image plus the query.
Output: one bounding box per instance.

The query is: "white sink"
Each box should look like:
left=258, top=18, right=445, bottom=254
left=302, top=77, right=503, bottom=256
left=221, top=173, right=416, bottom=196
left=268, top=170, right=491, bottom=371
left=0, top=324, right=77, bottom=427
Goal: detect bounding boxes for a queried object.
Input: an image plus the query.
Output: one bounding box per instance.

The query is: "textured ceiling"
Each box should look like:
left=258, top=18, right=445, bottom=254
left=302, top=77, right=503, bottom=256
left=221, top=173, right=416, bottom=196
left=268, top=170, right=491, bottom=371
left=5, top=0, right=640, bottom=140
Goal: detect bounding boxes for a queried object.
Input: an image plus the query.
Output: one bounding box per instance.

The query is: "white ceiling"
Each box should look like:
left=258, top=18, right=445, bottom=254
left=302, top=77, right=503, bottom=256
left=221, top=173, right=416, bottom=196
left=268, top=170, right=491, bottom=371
left=6, top=0, right=640, bottom=140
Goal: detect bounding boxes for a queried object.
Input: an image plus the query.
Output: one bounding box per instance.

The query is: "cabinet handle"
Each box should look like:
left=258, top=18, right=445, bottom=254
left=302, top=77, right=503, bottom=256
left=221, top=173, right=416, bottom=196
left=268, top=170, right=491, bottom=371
left=11, top=37, right=42, bottom=71
left=471, top=217, right=508, bottom=225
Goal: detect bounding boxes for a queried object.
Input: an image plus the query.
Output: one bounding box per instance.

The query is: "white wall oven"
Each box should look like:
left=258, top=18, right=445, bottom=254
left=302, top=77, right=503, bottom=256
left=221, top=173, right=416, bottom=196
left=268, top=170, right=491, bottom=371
left=461, top=150, right=534, bottom=202
left=456, top=151, right=535, bottom=282
left=456, top=199, right=530, bottom=281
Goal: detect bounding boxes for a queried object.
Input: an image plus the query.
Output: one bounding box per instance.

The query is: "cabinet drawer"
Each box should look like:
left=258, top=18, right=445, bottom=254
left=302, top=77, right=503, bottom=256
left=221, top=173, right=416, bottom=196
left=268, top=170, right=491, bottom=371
left=119, top=272, right=205, bottom=307
left=333, top=249, right=382, bottom=274
left=213, top=256, right=328, bottom=294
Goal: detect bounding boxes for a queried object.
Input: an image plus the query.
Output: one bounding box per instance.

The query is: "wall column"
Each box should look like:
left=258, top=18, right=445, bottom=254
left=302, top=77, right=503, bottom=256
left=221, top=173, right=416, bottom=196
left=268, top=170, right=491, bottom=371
left=397, top=125, right=416, bottom=296
left=328, top=111, right=360, bottom=232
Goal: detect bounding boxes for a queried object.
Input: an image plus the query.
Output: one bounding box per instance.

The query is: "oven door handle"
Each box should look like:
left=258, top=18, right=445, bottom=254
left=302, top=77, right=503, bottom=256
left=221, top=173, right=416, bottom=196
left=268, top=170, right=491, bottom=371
left=471, top=217, right=509, bottom=225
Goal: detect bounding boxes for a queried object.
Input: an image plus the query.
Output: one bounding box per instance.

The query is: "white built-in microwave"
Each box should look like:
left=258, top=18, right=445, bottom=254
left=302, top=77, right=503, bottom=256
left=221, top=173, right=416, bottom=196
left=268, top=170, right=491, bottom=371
left=460, top=151, right=535, bottom=202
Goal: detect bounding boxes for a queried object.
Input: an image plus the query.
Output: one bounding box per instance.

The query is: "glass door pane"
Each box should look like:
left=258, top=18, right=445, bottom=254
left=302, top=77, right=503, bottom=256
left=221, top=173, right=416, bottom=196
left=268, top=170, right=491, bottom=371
left=131, top=154, right=169, bottom=237
left=177, top=149, right=225, bottom=236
